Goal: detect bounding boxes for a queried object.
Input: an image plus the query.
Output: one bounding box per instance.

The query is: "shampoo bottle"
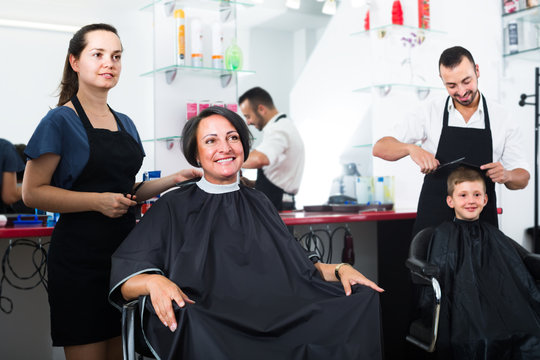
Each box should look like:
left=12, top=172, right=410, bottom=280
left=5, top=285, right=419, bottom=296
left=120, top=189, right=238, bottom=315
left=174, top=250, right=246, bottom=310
left=225, top=38, right=243, bottom=71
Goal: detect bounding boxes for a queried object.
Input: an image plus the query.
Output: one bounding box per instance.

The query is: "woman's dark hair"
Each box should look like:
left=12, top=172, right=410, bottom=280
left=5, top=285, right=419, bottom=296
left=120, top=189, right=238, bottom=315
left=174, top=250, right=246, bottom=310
left=438, top=46, right=476, bottom=73
left=182, top=106, right=252, bottom=167
left=57, top=23, right=120, bottom=106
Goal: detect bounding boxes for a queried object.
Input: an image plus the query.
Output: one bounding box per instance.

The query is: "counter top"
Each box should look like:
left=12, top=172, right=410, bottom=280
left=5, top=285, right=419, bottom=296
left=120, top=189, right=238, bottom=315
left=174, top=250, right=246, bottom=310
left=0, top=226, right=54, bottom=239
left=0, top=210, right=417, bottom=238
left=280, top=210, right=416, bottom=226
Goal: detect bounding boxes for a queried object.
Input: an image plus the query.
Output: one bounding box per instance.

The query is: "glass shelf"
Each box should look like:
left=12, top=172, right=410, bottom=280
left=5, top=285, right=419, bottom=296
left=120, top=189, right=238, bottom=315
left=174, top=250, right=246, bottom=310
left=503, top=46, right=540, bottom=60
left=502, top=5, right=540, bottom=24
left=141, top=64, right=255, bottom=78
left=142, top=136, right=181, bottom=143
left=354, top=83, right=444, bottom=96
left=351, top=24, right=445, bottom=38
left=140, top=0, right=256, bottom=11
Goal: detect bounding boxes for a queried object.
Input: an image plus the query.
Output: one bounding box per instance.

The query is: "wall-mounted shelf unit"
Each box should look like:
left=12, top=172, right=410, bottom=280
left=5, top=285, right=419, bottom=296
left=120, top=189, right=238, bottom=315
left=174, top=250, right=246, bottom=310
left=353, top=83, right=444, bottom=99
left=140, top=0, right=256, bottom=12
left=502, top=5, right=540, bottom=58
left=140, top=0, right=255, bottom=174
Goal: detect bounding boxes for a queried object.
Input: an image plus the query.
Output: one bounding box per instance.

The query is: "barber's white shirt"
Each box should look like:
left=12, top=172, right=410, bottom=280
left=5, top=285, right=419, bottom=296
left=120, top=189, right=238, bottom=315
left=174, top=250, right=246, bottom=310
left=255, top=113, right=305, bottom=194
left=384, top=93, right=530, bottom=173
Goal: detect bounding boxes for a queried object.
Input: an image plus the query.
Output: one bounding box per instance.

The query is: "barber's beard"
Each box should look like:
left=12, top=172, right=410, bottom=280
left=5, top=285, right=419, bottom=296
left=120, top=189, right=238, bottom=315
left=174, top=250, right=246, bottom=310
left=454, top=89, right=478, bottom=107
left=255, top=113, right=266, bottom=131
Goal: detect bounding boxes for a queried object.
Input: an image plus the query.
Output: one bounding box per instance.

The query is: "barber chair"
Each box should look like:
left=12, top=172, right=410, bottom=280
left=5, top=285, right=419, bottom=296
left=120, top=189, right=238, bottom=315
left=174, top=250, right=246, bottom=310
left=404, top=228, right=440, bottom=352
left=404, top=227, right=540, bottom=353
left=122, top=299, right=156, bottom=360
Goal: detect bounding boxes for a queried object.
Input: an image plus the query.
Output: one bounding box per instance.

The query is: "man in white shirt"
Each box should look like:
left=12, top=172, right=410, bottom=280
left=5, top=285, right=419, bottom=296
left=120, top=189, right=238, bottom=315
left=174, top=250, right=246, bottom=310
left=372, top=46, right=530, bottom=235
left=239, top=87, right=305, bottom=211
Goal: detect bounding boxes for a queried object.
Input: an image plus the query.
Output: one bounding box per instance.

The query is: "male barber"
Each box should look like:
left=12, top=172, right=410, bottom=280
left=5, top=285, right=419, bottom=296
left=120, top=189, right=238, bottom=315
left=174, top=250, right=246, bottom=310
left=373, top=46, right=530, bottom=235
left=239, top=87, right=305, bottom=211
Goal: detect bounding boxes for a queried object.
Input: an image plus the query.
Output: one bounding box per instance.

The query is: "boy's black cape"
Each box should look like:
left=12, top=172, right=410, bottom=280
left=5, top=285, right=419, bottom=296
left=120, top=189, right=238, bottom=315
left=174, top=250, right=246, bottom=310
left=109, top=181, right=382, bottom=360
left=420, top=219, right=540, bottom=359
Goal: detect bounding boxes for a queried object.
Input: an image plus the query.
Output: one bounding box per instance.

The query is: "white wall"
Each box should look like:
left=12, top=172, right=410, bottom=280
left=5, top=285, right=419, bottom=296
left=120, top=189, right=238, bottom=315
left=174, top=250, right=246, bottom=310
left=238, top=27, right=295, bottom=115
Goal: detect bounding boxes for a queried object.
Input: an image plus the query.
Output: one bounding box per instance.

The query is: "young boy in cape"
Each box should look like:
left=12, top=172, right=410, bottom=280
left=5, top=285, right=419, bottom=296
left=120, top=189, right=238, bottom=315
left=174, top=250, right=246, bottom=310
left=421, top=165, right=540, bottom=359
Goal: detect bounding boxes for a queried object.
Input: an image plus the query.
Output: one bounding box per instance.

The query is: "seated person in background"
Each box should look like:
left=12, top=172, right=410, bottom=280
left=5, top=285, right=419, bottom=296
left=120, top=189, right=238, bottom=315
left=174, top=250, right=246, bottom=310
left=109, top=106, right=384, bottom=360
left=421, top=166, right=540, bottom=359
left=10, top=143, right=34, bottom=214
left=0, top=138, right=25, bottom=213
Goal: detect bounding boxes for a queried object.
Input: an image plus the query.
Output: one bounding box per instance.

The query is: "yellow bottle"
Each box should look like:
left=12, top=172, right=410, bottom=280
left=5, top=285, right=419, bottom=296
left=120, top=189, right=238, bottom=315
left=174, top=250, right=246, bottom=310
left=174, top=9, right=185, bottom=66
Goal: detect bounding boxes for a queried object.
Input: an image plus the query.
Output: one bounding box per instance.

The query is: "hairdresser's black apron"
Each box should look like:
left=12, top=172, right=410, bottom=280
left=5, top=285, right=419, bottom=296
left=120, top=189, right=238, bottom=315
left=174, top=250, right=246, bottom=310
left=413, top=95, right=498, bottom=236
left=255, top=114, right=294, bottom=211
left=47, top=96, right=143, bottom=346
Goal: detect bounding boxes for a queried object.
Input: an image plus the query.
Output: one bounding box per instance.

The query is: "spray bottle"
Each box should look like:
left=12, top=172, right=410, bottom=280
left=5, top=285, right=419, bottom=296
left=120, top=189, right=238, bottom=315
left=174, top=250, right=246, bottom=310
left=174, top=9, right=185, bottom=66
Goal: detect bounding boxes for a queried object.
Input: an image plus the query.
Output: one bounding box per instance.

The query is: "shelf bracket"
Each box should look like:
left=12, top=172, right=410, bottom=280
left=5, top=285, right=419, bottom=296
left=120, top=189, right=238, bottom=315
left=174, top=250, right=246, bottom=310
left=163, top=1, right=175, bottom=17
left=165, top=138, right=175, bottom=150
left=165, top=69, right=177, bottom=84
left=220, top=73, right=232, bottom=88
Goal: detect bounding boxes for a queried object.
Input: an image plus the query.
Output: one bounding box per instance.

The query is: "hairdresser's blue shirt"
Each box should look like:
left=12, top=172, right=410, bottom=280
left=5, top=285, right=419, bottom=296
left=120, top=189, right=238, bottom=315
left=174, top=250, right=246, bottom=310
left=25, top=106, right=144, bottom=190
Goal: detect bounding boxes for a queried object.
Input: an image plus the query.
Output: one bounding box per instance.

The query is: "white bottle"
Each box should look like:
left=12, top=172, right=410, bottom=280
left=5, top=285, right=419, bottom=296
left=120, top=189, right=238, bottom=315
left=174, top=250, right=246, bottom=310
left=190, top=18, right=203, bottom=67
left=374, top=177, right=384, bottom=204
left=211, top=22, right=224, bottom=69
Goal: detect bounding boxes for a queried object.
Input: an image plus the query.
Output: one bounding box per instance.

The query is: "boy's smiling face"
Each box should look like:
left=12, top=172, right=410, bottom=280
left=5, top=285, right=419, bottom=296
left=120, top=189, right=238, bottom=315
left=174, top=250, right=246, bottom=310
left=446, top=180, right=488, bottom=221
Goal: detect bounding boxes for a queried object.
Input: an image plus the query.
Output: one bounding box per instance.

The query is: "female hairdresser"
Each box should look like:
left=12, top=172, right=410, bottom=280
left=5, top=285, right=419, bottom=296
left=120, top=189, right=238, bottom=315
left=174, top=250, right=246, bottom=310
left=22, top=24, right=199, bottom=360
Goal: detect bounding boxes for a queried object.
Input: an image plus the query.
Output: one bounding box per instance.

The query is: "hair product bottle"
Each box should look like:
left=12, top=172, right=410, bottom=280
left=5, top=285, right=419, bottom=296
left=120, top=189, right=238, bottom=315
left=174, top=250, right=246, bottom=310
left=508, top=21, right=519, bottom=54
left=418, top=0, right=430, bottom=29
left=191, top=18, right=203, bottom=67
left=392, top=0, right=404, bottom=25
left=211, top=22, right=224, bottom=69
left=225, top=38, right=243, bottom=71
left=174, top=9, right=185, bottom=66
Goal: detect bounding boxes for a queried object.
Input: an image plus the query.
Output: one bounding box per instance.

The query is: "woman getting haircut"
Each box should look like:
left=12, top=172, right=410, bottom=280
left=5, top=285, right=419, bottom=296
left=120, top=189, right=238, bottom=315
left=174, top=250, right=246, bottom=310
left=110, top=106, right=384, bottom=360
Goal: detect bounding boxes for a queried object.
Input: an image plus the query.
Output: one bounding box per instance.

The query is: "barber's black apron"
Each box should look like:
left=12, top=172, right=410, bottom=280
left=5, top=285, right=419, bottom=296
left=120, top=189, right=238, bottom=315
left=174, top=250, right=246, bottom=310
left=413, top=95, right=498, bottom=236
left=48, top=96, right=143, bottom=346
left=255, top=114, right=294, bottom=211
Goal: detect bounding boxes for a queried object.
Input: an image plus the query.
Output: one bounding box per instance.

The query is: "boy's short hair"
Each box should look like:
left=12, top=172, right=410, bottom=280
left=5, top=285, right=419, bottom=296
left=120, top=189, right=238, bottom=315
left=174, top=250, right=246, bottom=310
left=447, top=166, right=486, bottom=196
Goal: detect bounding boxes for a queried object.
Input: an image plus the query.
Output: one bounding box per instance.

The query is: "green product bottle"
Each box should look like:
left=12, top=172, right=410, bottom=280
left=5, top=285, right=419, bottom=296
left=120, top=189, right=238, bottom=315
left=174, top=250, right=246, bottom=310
left=225, top=39, right=243, bottom=71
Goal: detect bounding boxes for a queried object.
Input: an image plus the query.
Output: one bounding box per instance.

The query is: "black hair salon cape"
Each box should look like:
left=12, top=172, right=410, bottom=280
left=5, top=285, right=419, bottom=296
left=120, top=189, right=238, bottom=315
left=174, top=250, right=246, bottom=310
left=109, top=178, right=382, bottom=360
left=420, top=219, right=540, bottom=359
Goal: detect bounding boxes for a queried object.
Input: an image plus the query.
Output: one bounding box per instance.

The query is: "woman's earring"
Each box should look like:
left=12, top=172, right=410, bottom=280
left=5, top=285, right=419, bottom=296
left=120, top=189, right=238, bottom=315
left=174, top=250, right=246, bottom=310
left=197, top=161, right=201, bottom=167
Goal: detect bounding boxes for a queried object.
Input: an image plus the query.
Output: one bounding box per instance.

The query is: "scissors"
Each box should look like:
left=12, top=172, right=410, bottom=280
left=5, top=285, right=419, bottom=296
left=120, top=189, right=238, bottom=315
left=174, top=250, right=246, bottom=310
left=435, top=156, right=466, bottom=172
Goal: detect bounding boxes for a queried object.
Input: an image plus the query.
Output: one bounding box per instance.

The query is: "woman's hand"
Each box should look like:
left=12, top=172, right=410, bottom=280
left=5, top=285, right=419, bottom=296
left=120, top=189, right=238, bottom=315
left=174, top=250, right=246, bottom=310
left=314, top=262, right=384, bottom=295
left=173, top=168, right=203, bottom=184
left=146, top=275, right=195, bottom=332
left=96, top=192, right=137, bottom=218
left=337, top=264, right=384, bottom=295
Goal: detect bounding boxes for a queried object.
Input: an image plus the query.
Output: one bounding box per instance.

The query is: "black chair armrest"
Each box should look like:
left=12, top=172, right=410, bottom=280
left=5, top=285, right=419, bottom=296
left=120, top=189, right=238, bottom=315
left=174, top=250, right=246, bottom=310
left=524, top=253, right=540, bottom=280
left=405, top=258, right=440, bottom=278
